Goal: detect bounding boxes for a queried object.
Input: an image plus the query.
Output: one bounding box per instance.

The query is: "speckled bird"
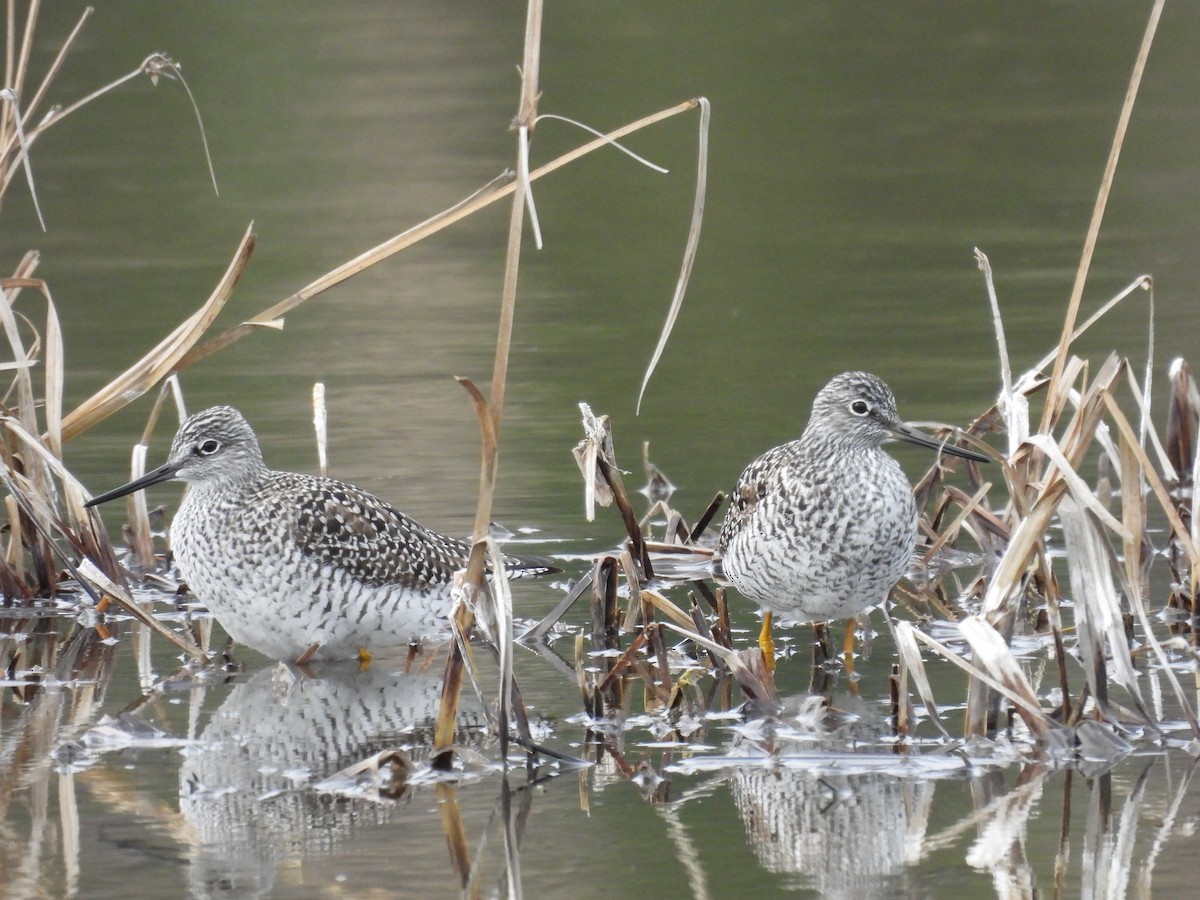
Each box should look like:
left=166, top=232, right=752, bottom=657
left=86, top=406, right=555, bottom=662
left=717, top=372, right=987, bottom=666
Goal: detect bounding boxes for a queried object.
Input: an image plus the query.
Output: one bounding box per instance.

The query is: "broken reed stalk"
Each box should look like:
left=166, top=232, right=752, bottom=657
left=173, top=100, right=702, bottom=375
left=0, top=26, right=706, bottom=619
left=432, top=0, right=543, bottom=769
left=2, top=1, right=218, bottom=218
left=41, top=92, right=705, bottom=457
left=58, top=226, right=255, bottom=443
left=936, top=3, right=1171, bottom=734
left=1040, top=0, right=1164, bottom=430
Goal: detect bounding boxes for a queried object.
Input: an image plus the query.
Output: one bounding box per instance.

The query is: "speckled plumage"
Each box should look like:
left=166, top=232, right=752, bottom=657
left=88, top=406, right=554, bottom=661
left=718, top=372, right=979, bottom=624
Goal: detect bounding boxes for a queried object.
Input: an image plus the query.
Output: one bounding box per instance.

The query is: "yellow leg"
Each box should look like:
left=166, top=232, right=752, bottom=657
left=843, top=617, right=856, bottom=677
left=758, top=610, right=776, bottom=673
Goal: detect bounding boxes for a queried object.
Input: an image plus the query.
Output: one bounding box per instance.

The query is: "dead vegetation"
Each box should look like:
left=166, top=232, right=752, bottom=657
left=0, top=0, right=1195, bottom=798
left=0, top=0, right=1197, bottom=896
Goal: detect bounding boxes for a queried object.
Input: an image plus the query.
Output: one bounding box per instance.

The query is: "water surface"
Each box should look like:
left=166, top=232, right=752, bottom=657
left=2, top=1, right=1199, bottom=896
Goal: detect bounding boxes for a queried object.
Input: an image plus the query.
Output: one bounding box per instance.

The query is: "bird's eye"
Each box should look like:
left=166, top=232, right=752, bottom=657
left=850, top=400, right=870, bottom=416
left=197, top=439, right=221, bottom=456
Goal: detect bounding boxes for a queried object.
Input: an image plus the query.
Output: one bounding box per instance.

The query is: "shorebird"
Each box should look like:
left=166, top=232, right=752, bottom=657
left=86, top=406, right=555, bottom=663
left=716, top=371, right=987, bottom=672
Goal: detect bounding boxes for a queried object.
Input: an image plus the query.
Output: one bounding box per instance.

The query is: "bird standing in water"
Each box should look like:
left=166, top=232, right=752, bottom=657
left=86, top=406, right=555, bottom=663
left=717, top=372, right=987, bottom=673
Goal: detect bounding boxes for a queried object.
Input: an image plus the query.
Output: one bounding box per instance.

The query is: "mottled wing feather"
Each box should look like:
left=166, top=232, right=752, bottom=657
left=287, top=477, right=470, bottom=589
left=719, top=442, right=805, bottom=552
left=282, top=474, right=556, bottom=587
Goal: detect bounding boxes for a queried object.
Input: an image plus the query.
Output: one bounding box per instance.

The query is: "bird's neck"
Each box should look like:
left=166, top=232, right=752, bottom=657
left=182, top=466, right=273, bottom=505
left=798, top=428, right=879, bottom=459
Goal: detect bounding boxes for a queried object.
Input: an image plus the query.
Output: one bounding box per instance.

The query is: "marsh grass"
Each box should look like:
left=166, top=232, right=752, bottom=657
left=1, top=3, right=1196, bottom=897
left=1, top=0, right=1193, bottom=794
left=552, top=1, right=1200, bottom=774
left=1, top=0, right=712, bottom=778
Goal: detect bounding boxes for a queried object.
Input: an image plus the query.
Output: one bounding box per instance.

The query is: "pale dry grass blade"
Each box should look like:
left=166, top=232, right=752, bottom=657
left=573, top=402, right=615, bottom=521
left=0, top=265, right=58, bottom=551
left=975, top=248, right=1024, bottom=454
left=892, top=620, right=951, bottom=739
left=640, top=588, right=702, bottom=631
left=1138, top=284, right=1155, bottom=449
left=619, top=550, right=644, bottom=632
left=76, top=558, right=206, bottom=662
left=535, top=114, right=670, bottom=172
left=518, top=125, right=542, bottom=250
left=910, top=619, right=1052, bottom=738
left=1041, top=0, right=1164, bottom=428
left=6, top=0, right=40, bottom=120
left=513, top=0, right=542, bottom=250
left=12, top=6, right=91, bottom=130
left=1026, top=434, right=1130, bottom=542
left=0, top=257, right=44, bottom=433
left=118, top=379, right=181, bottom=569
left=1121, top=363, right=1176, bottom=481
left=1058, top=496, right=1148, bottom=720
left=488, top=540, right=515, bottom=765
left=125, top=441, right=155, bottom=569
left=59, top=224, right=255, bottom=441
left=986, top=356, right=1129, bottom=622
left=2, top=413, right=93, bottom=506
left=42, top=280, right=64, bottom=458
left=636, top=96, right=709, bottom=414
left=0, top=88, right=46, bottom=229
left=1102, top=391, right=1199, bottom=567
left=1117, top=417, right=1148, bottom=605
left=1116, top=407, right=1200, bottom=736
left=980, top=487, right=1060, bottom=622
left=456, top=376, right=500, bottom=546
left=312, top=382, right=327, bottom=478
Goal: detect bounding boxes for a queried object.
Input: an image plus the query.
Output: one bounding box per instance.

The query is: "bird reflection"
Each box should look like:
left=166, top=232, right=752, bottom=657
left=723, top=712, right=937, bottom=898
left=732, top=768, right=932, bottom=896
left=179, top=657, right=482, bottom=898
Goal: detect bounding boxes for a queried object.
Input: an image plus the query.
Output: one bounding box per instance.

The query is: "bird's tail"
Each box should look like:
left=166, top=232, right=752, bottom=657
left=499, top=552, right=561, bottom=579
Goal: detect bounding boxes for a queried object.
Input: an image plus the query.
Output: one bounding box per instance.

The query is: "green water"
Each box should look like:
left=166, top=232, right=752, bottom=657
left=2, top=1, right=1198, bottom=896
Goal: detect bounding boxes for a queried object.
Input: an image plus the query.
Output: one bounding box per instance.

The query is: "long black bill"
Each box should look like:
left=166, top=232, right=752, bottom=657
left=84, top=462, right=181, bottom=508
left=890, top=422, right=990, bottom=463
